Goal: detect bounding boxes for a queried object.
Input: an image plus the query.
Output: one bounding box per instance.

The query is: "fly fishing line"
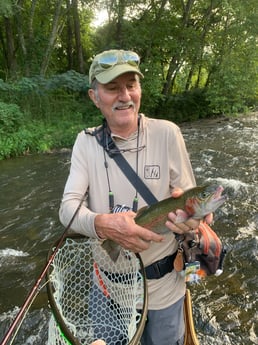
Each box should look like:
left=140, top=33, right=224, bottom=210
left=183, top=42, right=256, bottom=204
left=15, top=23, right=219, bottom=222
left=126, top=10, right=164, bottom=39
left=46, top=234, right=148, bottom=345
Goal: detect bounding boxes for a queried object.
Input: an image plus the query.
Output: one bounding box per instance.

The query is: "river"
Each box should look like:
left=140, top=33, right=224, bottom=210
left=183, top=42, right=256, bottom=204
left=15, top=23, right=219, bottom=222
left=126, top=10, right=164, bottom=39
left=0, top=113, right=257, bottom=345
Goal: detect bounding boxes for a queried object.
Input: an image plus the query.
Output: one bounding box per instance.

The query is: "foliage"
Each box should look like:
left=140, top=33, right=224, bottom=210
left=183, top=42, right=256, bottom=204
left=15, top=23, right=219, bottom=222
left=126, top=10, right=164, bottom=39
left=205, top=35, right=258, bottom=114
left=0, top=101, right=24, bottom=134
left=0, top=109, right=102, bottom=160
left=140, top=62, right=165, bottom=115
left=0, top=0, right=258, bottom=158
left=0, top=0, right=13, bottom=17
left=157, top=88, right=212, bottom=123
left=0, top=71, right=90, bottom=120
left=0, top=70, right=89, bottom=94
left=0, top=72, right=102, bottom=160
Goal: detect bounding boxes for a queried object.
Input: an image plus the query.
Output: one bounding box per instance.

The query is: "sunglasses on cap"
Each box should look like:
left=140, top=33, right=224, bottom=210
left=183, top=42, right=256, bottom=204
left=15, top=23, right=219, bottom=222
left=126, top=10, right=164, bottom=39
left=96, top=50, right=140, bottom=69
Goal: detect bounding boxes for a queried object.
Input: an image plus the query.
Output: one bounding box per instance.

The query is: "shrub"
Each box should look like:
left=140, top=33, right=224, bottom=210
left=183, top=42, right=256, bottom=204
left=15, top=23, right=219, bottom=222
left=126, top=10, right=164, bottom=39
left=0, top=101, right=25, bottom=134
left=156, top=88, right=212, bottom=122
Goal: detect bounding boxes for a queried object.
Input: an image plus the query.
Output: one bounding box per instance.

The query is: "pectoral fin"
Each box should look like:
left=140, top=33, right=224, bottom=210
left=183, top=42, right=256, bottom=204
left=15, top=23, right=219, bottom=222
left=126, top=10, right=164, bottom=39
left=101, top=239, right=121, bottom=262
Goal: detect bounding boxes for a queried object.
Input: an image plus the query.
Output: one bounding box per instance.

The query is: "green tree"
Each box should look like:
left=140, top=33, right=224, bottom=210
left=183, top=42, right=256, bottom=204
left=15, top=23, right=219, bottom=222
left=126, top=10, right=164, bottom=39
left=0, top=0, right=95, bottom=77
left=0, top=0, right=257, bottom=117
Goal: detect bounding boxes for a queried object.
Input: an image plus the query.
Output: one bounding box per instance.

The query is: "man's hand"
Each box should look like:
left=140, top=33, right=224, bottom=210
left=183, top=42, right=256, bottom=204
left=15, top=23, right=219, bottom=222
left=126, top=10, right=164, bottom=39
left=165, top=187, right=213, bottom=234
left=95, top=211, right=164, bottom=253
left=91, top=340, right=106, bottom=345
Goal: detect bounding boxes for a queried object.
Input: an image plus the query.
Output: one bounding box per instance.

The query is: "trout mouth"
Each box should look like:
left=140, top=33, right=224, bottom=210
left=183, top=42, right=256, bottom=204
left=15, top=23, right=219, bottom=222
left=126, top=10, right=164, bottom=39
left=208, top=185, right=227, bottom=210
left=213, top=185, right=226, bottom=202
left=195, top=185, right=227, bottom=217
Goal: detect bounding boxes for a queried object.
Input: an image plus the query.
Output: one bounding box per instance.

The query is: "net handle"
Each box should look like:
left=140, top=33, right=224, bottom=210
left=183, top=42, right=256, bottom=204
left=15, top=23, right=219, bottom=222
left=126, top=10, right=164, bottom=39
left=129, top=252, right=148, bottom=345
left=46, top=235, right=148, bottom=345
left=46, top=234, right=84, bottom=345
left=0, top=192, right=87, bottom=345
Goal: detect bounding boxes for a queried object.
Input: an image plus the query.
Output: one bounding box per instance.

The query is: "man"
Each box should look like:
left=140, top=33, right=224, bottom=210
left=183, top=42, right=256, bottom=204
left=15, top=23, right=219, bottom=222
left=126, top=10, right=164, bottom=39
left=59, top=49, right=212, bottom=345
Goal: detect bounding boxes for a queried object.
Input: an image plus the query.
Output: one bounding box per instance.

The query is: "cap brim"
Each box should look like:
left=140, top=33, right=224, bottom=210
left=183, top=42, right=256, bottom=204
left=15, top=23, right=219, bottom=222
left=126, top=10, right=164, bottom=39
left=95, top=64, right=144, bottom=84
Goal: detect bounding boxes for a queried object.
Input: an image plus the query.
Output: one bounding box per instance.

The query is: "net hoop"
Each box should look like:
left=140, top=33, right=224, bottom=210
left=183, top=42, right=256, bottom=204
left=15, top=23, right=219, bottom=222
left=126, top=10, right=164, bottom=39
left=46, top=234, right=148, bottom=345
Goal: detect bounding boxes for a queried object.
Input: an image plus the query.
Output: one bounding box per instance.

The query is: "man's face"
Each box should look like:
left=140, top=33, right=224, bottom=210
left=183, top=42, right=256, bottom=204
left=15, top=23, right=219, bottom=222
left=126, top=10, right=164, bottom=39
left=88, top=72, right=142, bottom=135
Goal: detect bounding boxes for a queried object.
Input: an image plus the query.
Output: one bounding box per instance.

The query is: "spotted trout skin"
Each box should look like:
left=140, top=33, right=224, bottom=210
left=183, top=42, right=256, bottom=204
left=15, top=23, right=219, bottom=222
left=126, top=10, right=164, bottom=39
left=101, top=185, right=226, bottom=261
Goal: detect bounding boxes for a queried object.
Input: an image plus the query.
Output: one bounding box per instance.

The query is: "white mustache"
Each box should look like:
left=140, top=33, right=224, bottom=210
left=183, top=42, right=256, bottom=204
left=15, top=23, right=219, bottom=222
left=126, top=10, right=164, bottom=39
left=112, top=101, right=135, bottom=112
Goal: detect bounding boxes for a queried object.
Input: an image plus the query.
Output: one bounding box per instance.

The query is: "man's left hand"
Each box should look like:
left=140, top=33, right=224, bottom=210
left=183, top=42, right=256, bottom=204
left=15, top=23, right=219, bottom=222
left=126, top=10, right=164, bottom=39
left=165, top=187, right=213, bottom=234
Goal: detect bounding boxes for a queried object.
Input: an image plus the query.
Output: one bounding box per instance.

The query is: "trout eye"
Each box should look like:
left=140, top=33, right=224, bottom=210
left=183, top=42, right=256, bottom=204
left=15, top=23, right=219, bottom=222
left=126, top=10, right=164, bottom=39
left=199, top=191, right=210, bottom=200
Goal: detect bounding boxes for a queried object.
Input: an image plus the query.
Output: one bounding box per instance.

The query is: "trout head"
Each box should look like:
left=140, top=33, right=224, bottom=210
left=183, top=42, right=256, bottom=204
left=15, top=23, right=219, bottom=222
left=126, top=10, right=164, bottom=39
left=184, top=185, right=226, bottom=219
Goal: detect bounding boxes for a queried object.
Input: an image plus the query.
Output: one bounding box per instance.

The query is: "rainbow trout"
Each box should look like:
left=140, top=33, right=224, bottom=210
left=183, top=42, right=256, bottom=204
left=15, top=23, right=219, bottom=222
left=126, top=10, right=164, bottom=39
left=102, top=185, right=226, bottom=262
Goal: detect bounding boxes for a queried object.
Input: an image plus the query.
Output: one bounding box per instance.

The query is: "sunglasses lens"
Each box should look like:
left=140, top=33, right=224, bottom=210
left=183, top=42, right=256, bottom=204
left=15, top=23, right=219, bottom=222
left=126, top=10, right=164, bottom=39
left=97, top=51, right=140, bottom=70
left=123, top=52, right=140, bottom=66
left=98, top=53, right=118, bottom=69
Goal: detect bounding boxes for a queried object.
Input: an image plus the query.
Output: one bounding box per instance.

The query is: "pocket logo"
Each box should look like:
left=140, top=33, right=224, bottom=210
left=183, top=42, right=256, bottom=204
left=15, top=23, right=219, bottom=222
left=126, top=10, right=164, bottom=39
left=144, top=165, right=160, bottom=179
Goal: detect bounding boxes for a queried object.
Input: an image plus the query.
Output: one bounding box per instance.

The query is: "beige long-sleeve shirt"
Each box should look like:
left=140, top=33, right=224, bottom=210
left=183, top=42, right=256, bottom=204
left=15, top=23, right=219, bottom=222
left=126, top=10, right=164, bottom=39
left=59, top=114, right=196, bottom=309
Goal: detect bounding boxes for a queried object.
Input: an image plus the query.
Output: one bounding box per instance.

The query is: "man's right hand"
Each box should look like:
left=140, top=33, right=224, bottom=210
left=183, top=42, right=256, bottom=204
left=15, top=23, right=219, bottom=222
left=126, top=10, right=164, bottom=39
left=91, top=340, right=106, bottom=345
left=94, top=211, right=164, bottom=253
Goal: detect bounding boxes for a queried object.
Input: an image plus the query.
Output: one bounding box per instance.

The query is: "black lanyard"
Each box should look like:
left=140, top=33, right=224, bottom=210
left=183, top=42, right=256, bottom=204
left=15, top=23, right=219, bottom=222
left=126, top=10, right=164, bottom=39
left=88, top=121, right=158, bottom=207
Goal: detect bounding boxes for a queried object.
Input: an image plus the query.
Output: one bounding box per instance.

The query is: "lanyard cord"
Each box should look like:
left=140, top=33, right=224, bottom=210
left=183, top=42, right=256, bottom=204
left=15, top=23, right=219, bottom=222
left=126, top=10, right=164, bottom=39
left=132, top=122, right=140, bottom=212
left=103, top=147, right=114, bottom=211
left=103, top=118, right=140, bottom=212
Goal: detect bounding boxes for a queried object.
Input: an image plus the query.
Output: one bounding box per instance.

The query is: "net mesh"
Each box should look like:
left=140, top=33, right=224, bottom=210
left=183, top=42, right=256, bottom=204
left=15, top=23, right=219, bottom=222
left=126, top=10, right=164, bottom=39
left=47, top=236, right=145, bottom=345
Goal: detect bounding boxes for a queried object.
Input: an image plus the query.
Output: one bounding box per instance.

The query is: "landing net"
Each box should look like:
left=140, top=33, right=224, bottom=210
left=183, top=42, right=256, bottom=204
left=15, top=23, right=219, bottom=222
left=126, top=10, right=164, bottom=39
left=46, top=235, right=147, bottom=345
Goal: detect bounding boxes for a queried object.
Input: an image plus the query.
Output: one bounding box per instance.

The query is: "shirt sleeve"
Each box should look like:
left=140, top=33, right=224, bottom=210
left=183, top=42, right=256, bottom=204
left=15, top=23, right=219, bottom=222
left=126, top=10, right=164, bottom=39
left=168, top=124, right=196, bottom=191
left=59, top=132, right=100, bottom=239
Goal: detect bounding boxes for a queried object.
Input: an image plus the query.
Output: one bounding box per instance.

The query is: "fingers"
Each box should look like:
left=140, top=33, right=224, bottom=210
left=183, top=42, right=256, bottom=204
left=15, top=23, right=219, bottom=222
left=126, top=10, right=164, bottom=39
left=167, top=186, right=214, bottom=234
left=120, top=224, right=164, bottom=253
left=204, top=212, right=213, bottom=224
left=138, top=225, right=164, bottom=243
left=166, top=211, right=213, bottom=235
left=104, top=212, right=164, bottom=253
left=127, top=238, right=153, bottom=253
left=96, top=211, right=163, bottom=254
left=171, top=187, right=184, bottom=198
left=166, top=211, right=200, bottom=234
left=91, top=341, right=106, bottom=345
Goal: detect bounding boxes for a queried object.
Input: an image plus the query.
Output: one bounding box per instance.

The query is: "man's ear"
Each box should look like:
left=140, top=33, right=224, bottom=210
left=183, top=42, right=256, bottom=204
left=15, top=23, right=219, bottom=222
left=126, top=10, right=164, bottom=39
left=88, top=89, right=99, bottom=108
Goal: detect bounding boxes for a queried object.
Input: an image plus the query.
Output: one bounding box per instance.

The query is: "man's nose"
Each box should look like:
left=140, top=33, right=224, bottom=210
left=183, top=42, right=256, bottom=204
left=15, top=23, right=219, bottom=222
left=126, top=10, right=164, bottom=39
left=118, top=86, right=131, bottom=101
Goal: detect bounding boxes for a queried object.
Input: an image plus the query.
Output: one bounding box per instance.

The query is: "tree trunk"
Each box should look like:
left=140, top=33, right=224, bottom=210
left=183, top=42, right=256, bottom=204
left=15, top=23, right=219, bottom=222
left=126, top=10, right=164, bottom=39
left=40, top=0, right=64, bottom=76
left=145, top=0, right=168, bottom=60
left=115, top=0, right=125, bottom=47
left=4, top=17, right=17, bottom=78
left=185, top=0, right=215, bottom=90
left=72, top=0, right=84, bottom=73
left=16, top=0, right=30, bottom=76
left=27, top=0, right=37, bottom=70
left=66, top=0, right=73, bottom=70
left=185, top=66, right=194, bottom=90
left=162, top=0, right=196, bottom=96
left=162, top=55, right=179, bottom=96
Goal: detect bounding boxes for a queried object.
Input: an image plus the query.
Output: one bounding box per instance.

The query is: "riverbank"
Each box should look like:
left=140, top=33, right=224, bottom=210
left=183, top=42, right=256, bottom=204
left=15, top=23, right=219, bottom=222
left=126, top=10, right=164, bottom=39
left=180, top=111, right=258, bottom=129
left=0, top=111, right=256, bottom=160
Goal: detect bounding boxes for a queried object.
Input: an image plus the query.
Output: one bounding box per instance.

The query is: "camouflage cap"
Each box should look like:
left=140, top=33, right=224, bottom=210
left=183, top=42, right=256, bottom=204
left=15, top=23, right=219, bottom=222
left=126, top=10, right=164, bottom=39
left=89, top=49, right=144, bottom=85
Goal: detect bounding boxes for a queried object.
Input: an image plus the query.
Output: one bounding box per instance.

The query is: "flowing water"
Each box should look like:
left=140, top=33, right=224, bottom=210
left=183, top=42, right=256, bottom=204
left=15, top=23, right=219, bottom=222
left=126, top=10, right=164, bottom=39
left=0, top=114, right=257, bottom=345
